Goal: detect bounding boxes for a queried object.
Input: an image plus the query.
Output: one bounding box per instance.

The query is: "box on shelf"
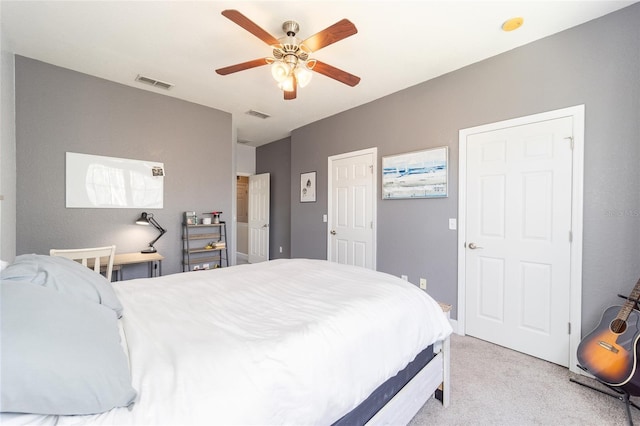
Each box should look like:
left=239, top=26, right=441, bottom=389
left=184, top=211, right=197, bottom=225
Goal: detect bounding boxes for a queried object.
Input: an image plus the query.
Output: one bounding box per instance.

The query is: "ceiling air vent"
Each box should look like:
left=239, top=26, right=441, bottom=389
left=135, top=74, right=174, bottom=90
left=246, top=109, right=270, bottom=119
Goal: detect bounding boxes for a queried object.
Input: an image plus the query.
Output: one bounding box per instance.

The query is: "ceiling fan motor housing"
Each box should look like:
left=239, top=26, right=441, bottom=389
left=273, top=20, right=309, bottom=68
left=282, top=20, right=299, bottom=36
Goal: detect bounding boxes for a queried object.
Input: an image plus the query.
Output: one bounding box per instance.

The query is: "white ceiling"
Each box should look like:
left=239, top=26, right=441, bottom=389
left=1, top=1, right=635, bottom=146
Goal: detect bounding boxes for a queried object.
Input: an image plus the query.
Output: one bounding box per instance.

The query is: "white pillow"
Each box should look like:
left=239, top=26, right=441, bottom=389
left=0, top=281, right=136, bottom=415
left=0, top=254, right=123, bottom=318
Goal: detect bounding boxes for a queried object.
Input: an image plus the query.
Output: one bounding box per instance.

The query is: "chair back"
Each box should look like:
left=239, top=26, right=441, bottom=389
left=49, top=245, right=116, bottom=282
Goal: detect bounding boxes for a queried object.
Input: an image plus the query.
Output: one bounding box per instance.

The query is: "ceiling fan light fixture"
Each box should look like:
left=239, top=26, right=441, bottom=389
left=278, top=75, right=296, bottom=92
left=295, top=65, right=313, bottom=88
left=271, top=61, right=290, bottom=83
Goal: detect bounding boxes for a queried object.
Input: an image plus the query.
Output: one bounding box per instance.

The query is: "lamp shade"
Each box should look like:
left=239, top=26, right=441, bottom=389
left=136, top=212, right=150, bottom=225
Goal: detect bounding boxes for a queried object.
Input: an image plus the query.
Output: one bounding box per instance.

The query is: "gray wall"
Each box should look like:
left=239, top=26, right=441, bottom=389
left=256, top=136, right=291, bottom=259
left=236, top=144, right=256, bottom=175
left=266, top=4, right=640, bottom=329
left=15, top=56, right=233, bottom=277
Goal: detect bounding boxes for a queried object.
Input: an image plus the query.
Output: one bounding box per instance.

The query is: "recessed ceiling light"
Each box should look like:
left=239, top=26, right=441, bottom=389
left=502, top=17, right=524, bottom=32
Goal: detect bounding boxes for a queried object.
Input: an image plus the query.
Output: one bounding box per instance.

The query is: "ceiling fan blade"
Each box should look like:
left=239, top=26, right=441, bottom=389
left=284, top=74, right=297, bottom=100
left=221, top=9, right=279, bottom=46
left=215, top=58, right=269, bottom=75
left=302, top=19, right=357, bottom=53
left=313, top=61, right=361, bottom=87
left=284, top=88, right=297, bottom=100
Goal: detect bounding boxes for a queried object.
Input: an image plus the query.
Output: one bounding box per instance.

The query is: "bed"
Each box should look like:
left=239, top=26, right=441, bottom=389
left=0, top=255, right=452, bottom=425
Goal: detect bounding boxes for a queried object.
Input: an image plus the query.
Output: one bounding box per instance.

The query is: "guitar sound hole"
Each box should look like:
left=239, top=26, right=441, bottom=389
left=610, top=319, right=627, bottom=334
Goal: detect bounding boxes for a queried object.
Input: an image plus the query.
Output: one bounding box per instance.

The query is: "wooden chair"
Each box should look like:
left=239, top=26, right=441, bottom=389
left=49, top=245, right=116, bottom=282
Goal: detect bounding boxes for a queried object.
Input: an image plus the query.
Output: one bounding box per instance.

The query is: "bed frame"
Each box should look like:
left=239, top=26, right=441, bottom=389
left=365, top=334, right=450, bottom=425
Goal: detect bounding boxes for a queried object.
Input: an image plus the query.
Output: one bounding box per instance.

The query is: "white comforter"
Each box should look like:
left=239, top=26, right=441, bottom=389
left=11, top=259, right=452, bottom=425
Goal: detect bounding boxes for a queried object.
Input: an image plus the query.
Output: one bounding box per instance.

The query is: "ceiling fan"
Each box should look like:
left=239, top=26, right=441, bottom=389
left=215, top=9, right=360, bottom=100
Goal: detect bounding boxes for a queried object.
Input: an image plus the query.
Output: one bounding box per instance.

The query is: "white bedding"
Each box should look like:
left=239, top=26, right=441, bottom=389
left=5, top=259, right=451, bottom=425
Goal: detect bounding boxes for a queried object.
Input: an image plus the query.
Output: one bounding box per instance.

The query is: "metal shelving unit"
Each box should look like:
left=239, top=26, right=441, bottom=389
left=182, top=214, right=228, bottom=271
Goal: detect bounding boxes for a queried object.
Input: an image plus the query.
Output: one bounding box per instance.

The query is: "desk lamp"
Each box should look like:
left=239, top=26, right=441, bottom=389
left=135, top=212, right=166, bottom=254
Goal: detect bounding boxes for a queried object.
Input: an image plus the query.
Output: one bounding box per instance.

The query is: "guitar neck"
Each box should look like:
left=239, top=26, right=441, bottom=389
left=618, top=277, right=640, bottom=320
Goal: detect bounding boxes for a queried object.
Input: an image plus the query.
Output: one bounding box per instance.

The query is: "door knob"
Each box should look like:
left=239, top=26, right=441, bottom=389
left=468, top=242, right=483, bottom=249
left=330, top=230, right=337, bottom=235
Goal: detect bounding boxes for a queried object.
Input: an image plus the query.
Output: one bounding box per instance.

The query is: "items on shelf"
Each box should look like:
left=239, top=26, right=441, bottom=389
left=202, top=211, right=223, bottom=224
left=185, top=211, right=198, bottom=225
left=205, top=241, right=226, bottom=250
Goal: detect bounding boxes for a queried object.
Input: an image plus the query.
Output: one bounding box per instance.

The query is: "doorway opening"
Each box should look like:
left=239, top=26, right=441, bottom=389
left=236, top=175, right=249, bottom=264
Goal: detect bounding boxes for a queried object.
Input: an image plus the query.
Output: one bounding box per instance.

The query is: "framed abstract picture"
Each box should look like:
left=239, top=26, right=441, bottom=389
left=382, top=147, right=448, bottom=199
left=300, top=171, right=316, bottom=203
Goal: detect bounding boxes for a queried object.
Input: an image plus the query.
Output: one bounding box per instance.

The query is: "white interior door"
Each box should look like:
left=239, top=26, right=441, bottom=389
left=327, top=148, right=377, bottom=269
left=248, top=173, right=269, bottom=263
left=463, top=115, right=575, bottom=366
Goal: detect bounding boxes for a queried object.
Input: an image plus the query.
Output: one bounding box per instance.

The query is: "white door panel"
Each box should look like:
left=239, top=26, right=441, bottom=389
left=476, top=256, right=505, bottom=322
left=465, top=116, right=573, bottom=366
left=328, top=149, right=377, bottom=269
left=248, top=173, right=269, bottom=263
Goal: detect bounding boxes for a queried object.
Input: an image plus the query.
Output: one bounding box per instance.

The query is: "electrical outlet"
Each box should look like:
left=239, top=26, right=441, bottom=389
left=419, top=278, right=427, bottom=290
left=202, top=263, right=210, bottom=270
left=401, top=275, right=408, bottom=281
left=279, top=246, right=283, bottom=253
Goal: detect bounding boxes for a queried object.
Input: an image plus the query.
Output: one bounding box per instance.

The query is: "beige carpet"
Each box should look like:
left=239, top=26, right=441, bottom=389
left=408, top=334, right=640, bottom=425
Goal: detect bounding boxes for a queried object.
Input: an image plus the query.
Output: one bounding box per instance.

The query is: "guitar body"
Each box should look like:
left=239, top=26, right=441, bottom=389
left=577, top=306, right=640, bottom=395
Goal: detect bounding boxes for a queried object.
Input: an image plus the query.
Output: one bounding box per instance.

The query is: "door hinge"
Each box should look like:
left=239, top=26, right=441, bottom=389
left=564, top=136, right=574, bottom=150
left=568, top=322, right=571, bottom=334
left=369, top=165, right=373, bottom=174
left=370, top=221, right=374, bottom=229
left=569, top=231, right=573, bottom=242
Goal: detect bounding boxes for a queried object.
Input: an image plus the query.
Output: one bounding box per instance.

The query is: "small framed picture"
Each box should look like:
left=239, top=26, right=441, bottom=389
left=300, top=171, right=316, bottom=203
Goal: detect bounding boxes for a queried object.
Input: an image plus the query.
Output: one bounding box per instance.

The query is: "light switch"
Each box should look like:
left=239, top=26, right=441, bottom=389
left=448, top=218, right=457, bottom=230
left=323, top=214, right=328, bottom=223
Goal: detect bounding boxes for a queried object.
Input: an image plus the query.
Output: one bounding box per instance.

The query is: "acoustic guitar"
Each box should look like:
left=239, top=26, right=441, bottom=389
left=577, top=277, right=640, bottom=395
